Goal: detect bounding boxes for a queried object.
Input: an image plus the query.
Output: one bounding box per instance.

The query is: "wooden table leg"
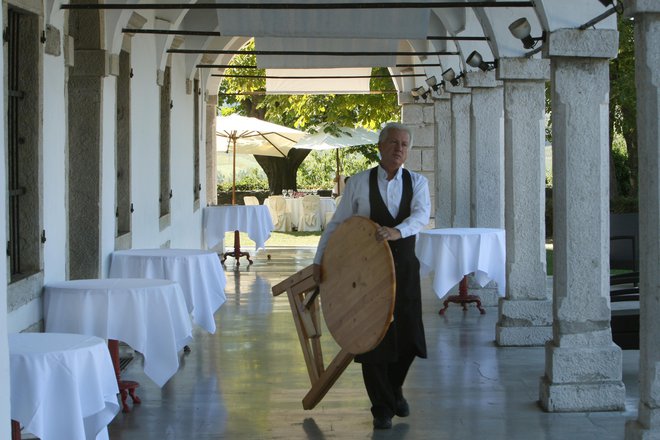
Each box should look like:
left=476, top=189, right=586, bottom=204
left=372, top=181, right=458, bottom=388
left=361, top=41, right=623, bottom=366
left=108, top=339, right=141, bottom=413
left=221, top=230, right=253, bottom=266
left=438, top=275, right=486, bottom=315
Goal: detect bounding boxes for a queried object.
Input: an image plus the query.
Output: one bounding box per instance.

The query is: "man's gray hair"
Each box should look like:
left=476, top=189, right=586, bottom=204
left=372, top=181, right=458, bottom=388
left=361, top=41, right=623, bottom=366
left=379, top=122, right=414, bottom=148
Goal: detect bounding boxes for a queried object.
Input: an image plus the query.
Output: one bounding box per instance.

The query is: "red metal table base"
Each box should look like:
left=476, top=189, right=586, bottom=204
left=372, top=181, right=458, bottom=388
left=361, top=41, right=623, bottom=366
left=11, top=420, right=20, bottom=440
left=438, top=275, right=486, bottom=315
left=221, top=230, right=253, bottom=266
left=108, top=339, right=141, bottom=413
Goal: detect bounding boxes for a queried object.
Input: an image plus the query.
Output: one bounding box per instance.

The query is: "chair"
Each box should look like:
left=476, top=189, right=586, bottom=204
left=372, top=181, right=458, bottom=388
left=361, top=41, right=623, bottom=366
left=325, top=195, right=341, bottom=228
left=243, top=195, right=259, bottom=206
left=298, top=195, right=322, bottom=232
left=269, top=196, right=291, bottom=232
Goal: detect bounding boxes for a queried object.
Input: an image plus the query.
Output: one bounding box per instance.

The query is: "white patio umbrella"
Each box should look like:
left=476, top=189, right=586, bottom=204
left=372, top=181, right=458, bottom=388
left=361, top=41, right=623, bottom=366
left=216, top=114, right=306, bottom=204
left=293, top=126, right=379, bottom=195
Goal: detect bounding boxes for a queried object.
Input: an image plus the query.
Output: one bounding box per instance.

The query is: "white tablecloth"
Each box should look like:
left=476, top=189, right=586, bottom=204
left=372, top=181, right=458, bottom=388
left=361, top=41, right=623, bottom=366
left=109, top=249, right=226, bottom=334
left=203, top=205, right=273, bottom=250
left=44, top=278, right=193, bottom=387
left=415, top=228, right=506, bottom=298
left=264, top=196, right=336, bottom=228
left=9, top=333, right=119, bottom=440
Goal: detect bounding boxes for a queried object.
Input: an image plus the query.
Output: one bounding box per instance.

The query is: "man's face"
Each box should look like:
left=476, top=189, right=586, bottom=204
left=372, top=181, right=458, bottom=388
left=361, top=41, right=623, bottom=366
left=378, top=129, right=410, bottom=170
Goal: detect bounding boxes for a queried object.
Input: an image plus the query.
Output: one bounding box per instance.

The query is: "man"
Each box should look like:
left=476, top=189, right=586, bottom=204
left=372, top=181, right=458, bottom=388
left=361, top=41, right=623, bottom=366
left=313, top=122, right=430, bottom=429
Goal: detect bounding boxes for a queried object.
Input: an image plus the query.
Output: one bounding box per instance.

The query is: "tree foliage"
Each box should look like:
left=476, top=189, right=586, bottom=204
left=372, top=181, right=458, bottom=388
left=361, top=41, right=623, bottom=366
left=609, top=14, right=637, bottom=199
left=217, top=40, right=400, bottom=193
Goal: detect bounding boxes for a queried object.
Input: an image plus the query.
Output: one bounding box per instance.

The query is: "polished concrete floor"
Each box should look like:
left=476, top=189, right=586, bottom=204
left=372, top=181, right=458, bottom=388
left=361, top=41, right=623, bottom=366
left=108, top=247, right=640, bottom=440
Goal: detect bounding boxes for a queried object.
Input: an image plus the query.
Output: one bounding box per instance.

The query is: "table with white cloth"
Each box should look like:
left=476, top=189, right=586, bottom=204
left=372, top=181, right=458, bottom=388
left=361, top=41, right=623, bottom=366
left=109, top=249, right=226, bottom=334
left=44, top=278, right=193, bottom=412
left=264, top=196, right=336, bottom=229
left=203, top=205, right=274, bottom=265
left=415, top=228, right=506, bottom=314
left=9, top=332, right=119, bottom=440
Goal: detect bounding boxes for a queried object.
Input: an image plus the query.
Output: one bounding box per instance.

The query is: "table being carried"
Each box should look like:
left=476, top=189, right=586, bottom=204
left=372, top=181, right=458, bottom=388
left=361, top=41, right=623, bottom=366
left=203, top=205, right=274, bottom=265
left=9, top=332, right=119, bottom=440
left=109, top=249, right=226, bottom=334
left=44, top=278, right=193, bottom=412
left=415, top=228, right=506, bottom=315
left=272, top=216, right=395, bottom=409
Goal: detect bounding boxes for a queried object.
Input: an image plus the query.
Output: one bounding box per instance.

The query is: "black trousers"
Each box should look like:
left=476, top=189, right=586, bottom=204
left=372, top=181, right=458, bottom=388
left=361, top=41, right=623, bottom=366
left=361, top=348, right=417, bottom=418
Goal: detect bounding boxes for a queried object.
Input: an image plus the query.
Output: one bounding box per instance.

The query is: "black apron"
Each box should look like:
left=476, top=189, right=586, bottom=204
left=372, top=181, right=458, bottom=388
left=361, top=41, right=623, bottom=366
left=354, top=167, right=427, bottom=363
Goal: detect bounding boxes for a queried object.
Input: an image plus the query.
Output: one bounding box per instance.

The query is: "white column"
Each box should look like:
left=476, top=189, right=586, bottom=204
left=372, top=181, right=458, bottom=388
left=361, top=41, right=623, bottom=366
left=624, top=2, right=660, bottom=439
left=205, top=94, right=218, bottom=206
left=465, top=71, right=504, bottom=229
left=539, top=28, right=624, bottom=412
left=449, top=88, right=471, bottom=227
left=434, top=95, right=452, bottom=227
left=401, top=102, right=436, bottom=219
left=496, top=58, right=552, bottom=346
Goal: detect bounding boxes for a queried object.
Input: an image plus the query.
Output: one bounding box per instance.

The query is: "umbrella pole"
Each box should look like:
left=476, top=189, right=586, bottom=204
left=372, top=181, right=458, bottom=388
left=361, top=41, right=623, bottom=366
left=335, top=149, right=341, bottom=196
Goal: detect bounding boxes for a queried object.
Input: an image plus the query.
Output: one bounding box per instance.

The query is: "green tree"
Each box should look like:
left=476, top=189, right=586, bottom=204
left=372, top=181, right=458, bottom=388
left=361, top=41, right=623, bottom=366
left=217, top=41, right=399, bottom=194
left=609, top=14, right=637, bottom=199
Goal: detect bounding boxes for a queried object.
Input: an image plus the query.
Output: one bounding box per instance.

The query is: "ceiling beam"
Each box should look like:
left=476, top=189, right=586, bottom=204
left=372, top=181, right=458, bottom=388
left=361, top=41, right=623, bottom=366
left=169, top=49, right=460, bottom=56
left=211, top=73, right=426, bottom=79
left=122, top=28, right=490, bottom=42
left=62, top=2, right=534, bottom=10
left=122, top=28, right=222, bottom=36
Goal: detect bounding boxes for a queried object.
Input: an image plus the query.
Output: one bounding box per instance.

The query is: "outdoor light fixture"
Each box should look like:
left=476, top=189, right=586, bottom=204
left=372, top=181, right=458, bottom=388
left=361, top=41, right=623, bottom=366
left=466, top=51, right=496, bottom=71
left=442, top=68, right=462, bottom=87
left=508, top=17, right=542, bottom=49
left=425, top=75, right=442, bottom=92
left=598, top=0, right=614, bottom=6
left=411, top=86, right=429, bottom=101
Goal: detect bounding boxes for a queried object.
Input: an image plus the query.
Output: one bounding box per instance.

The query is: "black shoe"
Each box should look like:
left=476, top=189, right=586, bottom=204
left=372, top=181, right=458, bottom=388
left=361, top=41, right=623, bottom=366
left=395, top=398, right=410, bottom=417
left=373, top=415, right=392, bottom=430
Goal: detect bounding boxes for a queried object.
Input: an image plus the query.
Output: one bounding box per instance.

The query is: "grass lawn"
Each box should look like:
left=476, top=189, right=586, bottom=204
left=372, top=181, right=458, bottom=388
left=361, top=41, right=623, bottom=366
left=225, top=231, right=322, bottom=248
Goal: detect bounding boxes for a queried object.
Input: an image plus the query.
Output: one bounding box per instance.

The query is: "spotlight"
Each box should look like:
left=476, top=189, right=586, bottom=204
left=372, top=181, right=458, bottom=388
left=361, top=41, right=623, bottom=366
left=598, top=0, right=614, bottom=5
left=442, top=68, right=461, bottom=87
left=509, top=17, right=538, bottom=49
left=411, top=86, right=427, bottom=101
left=425, top=76, right=441, bottom=92
left=466, top=51, right=496, bottom=72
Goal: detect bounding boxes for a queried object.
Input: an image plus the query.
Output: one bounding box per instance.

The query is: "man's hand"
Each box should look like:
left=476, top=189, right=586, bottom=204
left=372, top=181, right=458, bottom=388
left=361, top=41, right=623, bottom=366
left=313, top=263, right=322, bottom=285
left=376, top=225, right=402, bottom=242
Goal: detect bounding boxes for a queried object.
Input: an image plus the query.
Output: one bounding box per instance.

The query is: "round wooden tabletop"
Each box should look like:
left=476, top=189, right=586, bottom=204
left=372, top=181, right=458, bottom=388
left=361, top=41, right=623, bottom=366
left=320, top=216, right=396, bottom=355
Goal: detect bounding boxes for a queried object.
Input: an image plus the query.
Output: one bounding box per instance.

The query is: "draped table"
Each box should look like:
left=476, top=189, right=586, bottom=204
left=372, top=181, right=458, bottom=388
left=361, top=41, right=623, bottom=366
left=264, top=196, right=336, bottom=229
left=109, top=249, right=226, bottom=334
left=9, top=332, right=119, bottom=440
left=415, top=228, right=506, bottom=314
left=203, top=205, right=274, bottom=265
left=44, top=278, right=193, bottom=411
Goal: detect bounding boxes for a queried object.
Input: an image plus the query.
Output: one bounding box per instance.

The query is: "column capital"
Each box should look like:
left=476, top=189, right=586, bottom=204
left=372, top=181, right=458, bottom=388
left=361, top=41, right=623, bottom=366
left=445, top=84, right=471, bottom=94
left=463, top=70, right=501, bottom=88
left=625, top=0, right=660, bottom=15
left=497, top=58, right=550, bottom=81
left=544, top=28, right=618, bottom=59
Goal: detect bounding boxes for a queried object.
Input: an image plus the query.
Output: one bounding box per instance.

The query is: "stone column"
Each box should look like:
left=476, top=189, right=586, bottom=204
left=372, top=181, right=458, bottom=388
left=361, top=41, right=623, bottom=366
left=434, top=95, right=452, bottom=227
left=205, top=94, right=218, bottom=206
left=465, top=71, right=504, bottom=229
left=402, top=103, right=436, bottom=218
left=449, top=88, right=471, bottom=227
left=624, top=2, right=660, bottom=438
left=495, top=58, right=552, bottom=346
left=539, top=28, right=624, bottom=412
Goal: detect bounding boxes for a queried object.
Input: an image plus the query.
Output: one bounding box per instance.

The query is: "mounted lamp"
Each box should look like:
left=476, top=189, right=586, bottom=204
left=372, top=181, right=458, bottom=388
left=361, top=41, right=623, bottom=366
left=425, top=75, right=442, bottom=92
left=466, top=51, right=496, bottom=72
left=508, top=17, right=542, bottom=49
left=442, top=68, right=463, bottom=87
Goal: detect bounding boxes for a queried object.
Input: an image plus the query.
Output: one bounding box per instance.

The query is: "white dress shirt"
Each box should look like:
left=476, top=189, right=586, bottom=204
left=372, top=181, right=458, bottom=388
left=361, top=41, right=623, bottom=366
left=314, top=165, right=431, bottom=264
